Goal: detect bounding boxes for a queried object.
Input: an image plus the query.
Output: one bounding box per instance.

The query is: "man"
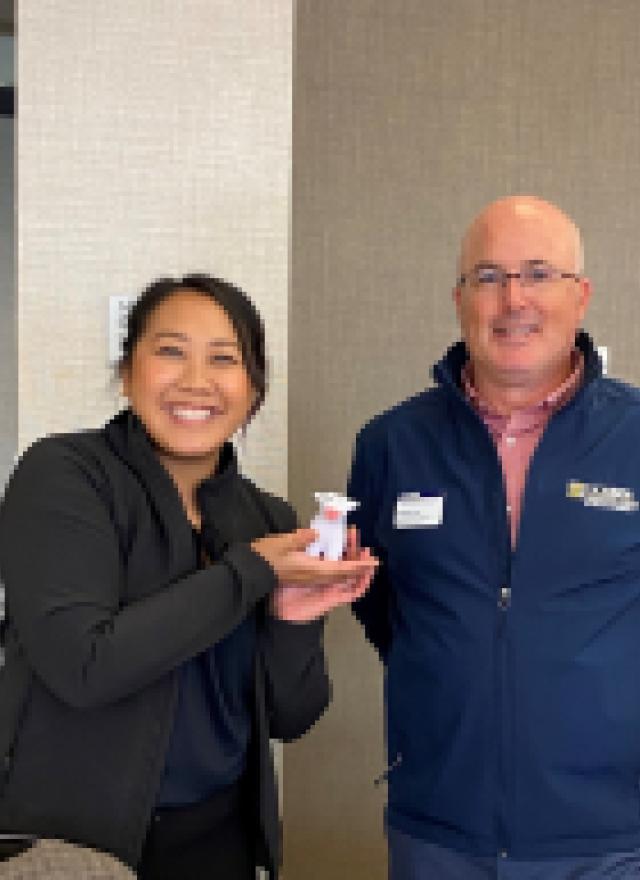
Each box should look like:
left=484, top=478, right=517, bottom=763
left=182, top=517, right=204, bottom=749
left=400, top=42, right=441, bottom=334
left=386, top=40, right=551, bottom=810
left=348, top=195, right=640, bottom=878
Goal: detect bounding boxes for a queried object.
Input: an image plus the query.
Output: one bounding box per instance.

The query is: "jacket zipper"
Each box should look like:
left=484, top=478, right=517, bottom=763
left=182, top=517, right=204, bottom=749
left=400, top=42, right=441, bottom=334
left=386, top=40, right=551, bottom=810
left=497, top=576, right=511, bottom=857
left=374, top=752, right=403, bottom=787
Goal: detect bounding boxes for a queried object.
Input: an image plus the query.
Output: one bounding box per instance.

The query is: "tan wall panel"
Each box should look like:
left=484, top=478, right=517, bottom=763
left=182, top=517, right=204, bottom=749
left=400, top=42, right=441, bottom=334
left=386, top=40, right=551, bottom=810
left=287, top=2, right=640, bottom=877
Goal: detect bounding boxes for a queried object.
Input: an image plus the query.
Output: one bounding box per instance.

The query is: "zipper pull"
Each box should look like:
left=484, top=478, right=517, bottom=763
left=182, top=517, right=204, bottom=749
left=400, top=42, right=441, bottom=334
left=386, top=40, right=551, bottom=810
left=374, top=752, right=403, bottom=787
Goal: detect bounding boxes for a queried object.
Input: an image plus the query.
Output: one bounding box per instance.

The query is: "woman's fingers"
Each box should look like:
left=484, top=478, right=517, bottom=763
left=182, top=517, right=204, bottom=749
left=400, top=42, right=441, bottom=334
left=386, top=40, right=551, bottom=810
left=271, top=567, right=376, bottom=621
left=281, top=551, right=377, bottom=585
left=286, top=528, right=320, bottom=550
left=344, top=526, right=363, bottom=560
left=253, top=528, right=378, bottom=587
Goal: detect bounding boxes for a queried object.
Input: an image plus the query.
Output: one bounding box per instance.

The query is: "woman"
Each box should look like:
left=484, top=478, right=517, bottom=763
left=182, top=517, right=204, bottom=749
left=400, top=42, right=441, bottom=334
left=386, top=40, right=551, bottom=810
left=0, top=274, right=376, bottom=879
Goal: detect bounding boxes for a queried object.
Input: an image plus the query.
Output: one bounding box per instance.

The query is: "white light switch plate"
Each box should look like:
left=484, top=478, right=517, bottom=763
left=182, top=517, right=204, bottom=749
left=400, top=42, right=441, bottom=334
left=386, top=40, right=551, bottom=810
left=597, top=345, right=609, bottom=376
left=108, top=296, right=136, bottom=364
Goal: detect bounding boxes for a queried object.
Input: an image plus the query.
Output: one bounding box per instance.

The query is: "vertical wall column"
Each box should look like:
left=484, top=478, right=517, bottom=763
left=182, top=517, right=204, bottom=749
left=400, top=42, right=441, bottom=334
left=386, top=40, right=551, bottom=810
left=17, top=0, right=292, bottom=500
left=0, top=109, right=15, bottom=488
left=0, top=26, right=15, bottom=489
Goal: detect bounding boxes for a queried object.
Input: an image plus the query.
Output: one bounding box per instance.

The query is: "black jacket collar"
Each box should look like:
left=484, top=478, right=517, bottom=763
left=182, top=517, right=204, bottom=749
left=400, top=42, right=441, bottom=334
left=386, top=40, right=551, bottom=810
left=103, top=410, right=268, bottom=558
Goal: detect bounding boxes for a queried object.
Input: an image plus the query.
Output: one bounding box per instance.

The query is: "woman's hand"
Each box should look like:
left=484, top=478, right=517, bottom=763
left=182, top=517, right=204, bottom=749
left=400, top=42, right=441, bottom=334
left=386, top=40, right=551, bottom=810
left=267, top=527, right=378, bottom=622
left=251, top=528, right=376, bottom=586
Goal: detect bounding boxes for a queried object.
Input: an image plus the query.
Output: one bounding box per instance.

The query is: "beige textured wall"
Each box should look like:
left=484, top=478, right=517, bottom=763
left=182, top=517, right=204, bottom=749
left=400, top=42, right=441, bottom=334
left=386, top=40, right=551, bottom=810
left=0, top=114, right=15, bottom=487
left=17, top=0, right=292, bottom=497
left=286, top=1, right=640, bottom=878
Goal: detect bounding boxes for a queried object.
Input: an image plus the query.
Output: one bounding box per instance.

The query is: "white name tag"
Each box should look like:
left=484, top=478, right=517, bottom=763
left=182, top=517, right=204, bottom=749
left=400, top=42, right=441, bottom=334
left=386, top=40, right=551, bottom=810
left=394, top=493, right=443, bottom=528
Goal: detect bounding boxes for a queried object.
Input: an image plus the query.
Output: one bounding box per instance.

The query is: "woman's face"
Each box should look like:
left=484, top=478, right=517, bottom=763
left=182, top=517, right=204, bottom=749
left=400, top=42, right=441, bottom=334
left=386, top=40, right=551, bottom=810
left=121, top=290, right=256, bottom=464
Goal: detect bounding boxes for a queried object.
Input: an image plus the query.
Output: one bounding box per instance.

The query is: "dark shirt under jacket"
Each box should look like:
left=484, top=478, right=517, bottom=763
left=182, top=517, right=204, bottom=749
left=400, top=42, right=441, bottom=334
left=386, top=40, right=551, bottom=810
left=0, top=410, right=329, bottom=877
left=158, top=478, right=257, bottom=807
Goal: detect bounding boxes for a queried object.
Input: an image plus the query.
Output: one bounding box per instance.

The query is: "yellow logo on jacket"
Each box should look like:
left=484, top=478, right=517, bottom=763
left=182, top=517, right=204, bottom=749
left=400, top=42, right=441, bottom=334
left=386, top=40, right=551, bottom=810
left=566, top=480, right=639, bottom=512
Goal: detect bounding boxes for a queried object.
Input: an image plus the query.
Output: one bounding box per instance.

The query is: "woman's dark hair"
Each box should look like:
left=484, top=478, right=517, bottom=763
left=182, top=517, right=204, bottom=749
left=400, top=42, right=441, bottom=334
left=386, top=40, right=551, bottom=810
left=119, top=273, right=267, bottom=419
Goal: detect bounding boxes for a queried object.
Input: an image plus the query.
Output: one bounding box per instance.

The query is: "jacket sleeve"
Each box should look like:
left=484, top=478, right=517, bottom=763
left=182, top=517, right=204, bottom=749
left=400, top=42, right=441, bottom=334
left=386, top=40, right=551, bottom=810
left=348, top=428, right=392, bottom=662
left=0, top=439, right=277, bottom=710
left=258, top=501, right=331, bottom=742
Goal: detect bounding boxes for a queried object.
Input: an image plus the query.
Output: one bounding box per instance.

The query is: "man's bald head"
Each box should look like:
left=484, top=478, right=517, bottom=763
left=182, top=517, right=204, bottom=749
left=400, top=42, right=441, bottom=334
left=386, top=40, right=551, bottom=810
left=458, top=196, right=584, bottom=278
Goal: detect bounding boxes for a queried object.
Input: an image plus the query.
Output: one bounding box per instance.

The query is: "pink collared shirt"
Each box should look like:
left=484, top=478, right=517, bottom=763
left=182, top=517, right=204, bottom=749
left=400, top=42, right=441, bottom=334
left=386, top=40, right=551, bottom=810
left=462, top=352, right=584, bottom=547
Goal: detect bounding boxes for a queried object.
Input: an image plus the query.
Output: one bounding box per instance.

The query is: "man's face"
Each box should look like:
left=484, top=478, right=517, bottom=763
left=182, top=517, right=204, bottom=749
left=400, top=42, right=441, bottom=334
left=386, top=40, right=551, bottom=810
left=453, top=205, right=592, bottom=398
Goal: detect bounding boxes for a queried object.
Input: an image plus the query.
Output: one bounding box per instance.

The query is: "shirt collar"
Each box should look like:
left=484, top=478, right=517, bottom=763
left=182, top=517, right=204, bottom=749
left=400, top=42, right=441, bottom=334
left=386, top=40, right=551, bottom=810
left=462, top=349, right=584, bottom=423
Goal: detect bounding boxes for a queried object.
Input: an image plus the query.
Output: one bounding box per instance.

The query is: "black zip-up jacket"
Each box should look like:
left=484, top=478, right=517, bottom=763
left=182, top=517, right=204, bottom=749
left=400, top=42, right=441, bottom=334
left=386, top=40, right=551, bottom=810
left=0, top=410, right=329, bottom=875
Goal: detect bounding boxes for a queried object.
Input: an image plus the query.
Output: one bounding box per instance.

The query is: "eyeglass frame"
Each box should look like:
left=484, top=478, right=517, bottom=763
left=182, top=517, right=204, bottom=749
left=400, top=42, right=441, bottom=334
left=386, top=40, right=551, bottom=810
left=457, top=260, right=582, bottom=291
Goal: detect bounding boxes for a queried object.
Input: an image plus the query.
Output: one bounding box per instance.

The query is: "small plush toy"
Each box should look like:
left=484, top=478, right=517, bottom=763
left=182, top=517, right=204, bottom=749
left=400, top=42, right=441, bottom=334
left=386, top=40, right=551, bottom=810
left=306, top=492, right=360, bottom=562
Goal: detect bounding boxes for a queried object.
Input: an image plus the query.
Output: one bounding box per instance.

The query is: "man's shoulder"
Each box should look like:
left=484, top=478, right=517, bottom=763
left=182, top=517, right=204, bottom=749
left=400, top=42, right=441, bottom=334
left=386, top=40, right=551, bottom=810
left=355, top=386, right=445, bottom=446
left=593, top=375, right=640, bottom=414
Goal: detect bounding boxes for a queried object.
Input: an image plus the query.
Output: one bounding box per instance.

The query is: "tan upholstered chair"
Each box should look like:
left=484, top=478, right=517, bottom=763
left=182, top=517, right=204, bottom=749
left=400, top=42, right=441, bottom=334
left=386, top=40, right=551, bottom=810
left=0, top=838, right=136, bottom=879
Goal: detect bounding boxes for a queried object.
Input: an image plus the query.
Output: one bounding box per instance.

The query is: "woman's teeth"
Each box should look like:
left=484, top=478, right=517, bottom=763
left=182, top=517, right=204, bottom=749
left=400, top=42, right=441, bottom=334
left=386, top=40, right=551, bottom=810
left=170, top=407, right=215, bottom=421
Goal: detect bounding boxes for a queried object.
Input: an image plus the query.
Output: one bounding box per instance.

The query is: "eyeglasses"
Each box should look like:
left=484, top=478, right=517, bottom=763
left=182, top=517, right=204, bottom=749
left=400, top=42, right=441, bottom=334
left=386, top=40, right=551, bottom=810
left=458, top=261, right=581, bottom=291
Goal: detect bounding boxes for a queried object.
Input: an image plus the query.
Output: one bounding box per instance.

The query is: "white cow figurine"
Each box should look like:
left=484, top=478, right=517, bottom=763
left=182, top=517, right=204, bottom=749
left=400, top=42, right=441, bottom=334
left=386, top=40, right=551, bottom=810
left=306, top=492, right=360, bottom=562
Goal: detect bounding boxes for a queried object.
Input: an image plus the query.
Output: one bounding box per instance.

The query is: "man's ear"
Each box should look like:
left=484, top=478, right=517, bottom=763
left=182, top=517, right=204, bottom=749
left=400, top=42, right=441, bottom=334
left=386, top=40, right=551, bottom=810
left=119, top=364, right=131, bottom=400
left=452, top=285, right=463, bottom=317
left=577, top=276, right=592, bottom=320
